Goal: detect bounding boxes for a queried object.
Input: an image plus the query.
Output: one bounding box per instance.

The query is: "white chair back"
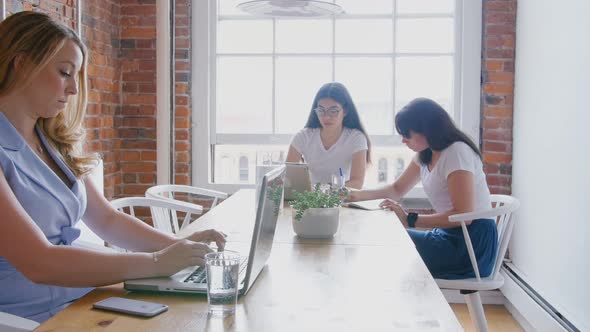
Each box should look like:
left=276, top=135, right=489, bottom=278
left=438, top=194, right=520, bottom=332
left=448, top=194, right=520, bottom=281
left=145, top=185, right=228, bottom=233
left=489, top=195, right=520, bottom=280
left=109, top=196, right=203, bottom=241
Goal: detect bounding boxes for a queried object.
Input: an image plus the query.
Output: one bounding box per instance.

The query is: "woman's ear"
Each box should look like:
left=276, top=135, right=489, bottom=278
left=12, top=54, right=26, bottom=71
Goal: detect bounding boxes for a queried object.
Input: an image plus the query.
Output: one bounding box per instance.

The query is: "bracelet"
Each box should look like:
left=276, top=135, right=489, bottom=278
left=152, top=252, right=159, bottom=263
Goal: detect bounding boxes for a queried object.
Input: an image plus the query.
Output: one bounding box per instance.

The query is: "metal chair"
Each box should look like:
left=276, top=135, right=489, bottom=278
left=435, top=194, right=520, bottom=332
left=145, top=185, right=227, bottom=233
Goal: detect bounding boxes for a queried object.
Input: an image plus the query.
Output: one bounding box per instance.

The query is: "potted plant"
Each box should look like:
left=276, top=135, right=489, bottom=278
left=289, top=184, right=345, bottom=238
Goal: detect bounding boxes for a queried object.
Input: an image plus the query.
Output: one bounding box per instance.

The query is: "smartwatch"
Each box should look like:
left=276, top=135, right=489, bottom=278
left=407, top=212, right=418, bottom=228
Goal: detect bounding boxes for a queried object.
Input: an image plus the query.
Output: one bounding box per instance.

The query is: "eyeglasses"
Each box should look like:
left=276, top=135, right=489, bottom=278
left=314, top=107, right=342, bottom=117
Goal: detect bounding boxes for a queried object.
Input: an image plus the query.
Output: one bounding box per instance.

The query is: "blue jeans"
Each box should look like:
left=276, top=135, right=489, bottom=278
left=407, top=218, right=498, bottom=279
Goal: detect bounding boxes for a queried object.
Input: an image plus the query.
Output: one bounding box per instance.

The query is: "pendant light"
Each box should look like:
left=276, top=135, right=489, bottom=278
left=237, top=0, right=344, bottom=18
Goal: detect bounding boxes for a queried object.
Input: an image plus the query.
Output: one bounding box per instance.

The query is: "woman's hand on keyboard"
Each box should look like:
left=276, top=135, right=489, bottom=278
left=153, top=240, right=214, bottom=276
left=184, top=229, right=227, bottom=251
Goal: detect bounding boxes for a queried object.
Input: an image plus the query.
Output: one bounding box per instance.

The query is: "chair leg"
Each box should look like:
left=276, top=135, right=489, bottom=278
left=461, top=290, right=488, bottom=332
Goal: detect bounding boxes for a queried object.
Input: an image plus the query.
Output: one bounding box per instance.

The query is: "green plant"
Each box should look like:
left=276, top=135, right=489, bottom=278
left=290, top=183, right=344, bottom=221
left=266, top=177, right=284, bottom=217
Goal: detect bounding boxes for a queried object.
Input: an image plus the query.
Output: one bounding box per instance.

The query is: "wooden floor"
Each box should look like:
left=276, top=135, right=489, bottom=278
left=451, top=304, right=524, bottom=332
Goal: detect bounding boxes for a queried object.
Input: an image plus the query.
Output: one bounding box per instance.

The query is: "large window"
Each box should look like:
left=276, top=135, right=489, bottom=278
left=192, top=0, right=482, bottom=193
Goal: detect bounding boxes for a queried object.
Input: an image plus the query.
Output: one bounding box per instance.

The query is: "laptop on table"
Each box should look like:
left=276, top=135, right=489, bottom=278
left=124, top=165, right=286, bottom=296
left=283, top=162, right=312, bottom=200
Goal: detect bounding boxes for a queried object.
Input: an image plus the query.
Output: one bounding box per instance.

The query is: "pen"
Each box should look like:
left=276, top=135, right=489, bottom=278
left=339, top=167, right=344, bottom=189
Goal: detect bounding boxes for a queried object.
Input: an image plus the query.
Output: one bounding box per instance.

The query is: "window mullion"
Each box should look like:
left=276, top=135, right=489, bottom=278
left=392, top=0, right=397, bottom=135
left=272, top=18, right=277, bottom=135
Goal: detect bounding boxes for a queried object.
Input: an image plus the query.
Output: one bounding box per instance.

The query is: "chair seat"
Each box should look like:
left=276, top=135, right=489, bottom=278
left=435, top=273, right=504, bottom=291
left=0, top=312, right=39, bottom=332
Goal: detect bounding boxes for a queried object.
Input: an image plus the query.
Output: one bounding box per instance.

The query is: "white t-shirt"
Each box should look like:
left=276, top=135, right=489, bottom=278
left=416, top=141, right=491, bottom=213
left=290, top=127, right=368, bottom=184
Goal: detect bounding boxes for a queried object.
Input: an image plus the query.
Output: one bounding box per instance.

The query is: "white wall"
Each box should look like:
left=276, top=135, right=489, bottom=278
left=511, top=0, right=590, bottom=330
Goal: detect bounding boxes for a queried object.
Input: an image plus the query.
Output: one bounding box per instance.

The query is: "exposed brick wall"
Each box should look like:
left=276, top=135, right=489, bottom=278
left=118, top=0, right=157, bottom=197
left=7, top=0, right=76, bottom=27
left=82, top=0, right=122, bottom=199
left=174, top=0, right=192, bottom=185
left=481, top=0, right=517, bottom=195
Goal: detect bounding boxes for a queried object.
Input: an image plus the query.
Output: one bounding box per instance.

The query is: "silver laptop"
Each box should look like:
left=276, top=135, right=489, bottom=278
left=124, top=165, right=286, bottom=296
left=283, top=162, right=312, bottom=200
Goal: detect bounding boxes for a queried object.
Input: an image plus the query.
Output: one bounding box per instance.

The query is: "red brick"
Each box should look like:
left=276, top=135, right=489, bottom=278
left=141, top=151, right=157, bottom=161
left=139, top=173, right=156, bottom=184
left=175, top=141, right=190, bottom=151
left=175, top=131, right=188, bottom=141
left=121, top=162, right=157, bottom=173
left=483, top=153, right=512, bottom=164
left=122, top=184, right=150, bottom=196
left=484, top=106, right=513, bottom=118
left=175, top=106, right=189, bottom=117
left=483, top=141, right=511, bottom=153
left=482, top=118, right=512, bottom=130
left=122, top=151, right=141, bottom=161
left=121, top=5, right=155, bottom=16
left=487, top=72, right=514, bottom=83
left=175, top=118, right=190, bottom=129
left=124, top=94, right=157, bottom=105
left=122, top=117, right=156, bottom=128
left=484, top=83, right=514, bottom=95
left=121, top=27, right=156, bottom=39
left=176, top=151, right=190, bottom=163
left=175, top=82, right=189, bottom=94
left=175, top=175, right=190, bottom=185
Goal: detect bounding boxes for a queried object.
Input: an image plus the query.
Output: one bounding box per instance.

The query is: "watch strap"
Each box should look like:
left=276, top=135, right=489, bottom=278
left=407, top=212, right=418, bottom=228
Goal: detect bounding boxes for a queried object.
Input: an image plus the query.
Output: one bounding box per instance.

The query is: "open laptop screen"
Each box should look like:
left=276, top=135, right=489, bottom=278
left=241, top=165, right=285, bottom=294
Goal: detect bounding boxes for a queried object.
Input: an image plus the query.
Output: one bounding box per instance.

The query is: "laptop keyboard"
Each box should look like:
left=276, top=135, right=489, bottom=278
left=183, top=258, right=248, bottom=284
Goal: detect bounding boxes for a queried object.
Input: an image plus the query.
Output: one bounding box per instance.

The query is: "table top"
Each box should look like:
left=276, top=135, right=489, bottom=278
left=37, top=190, right=462, bottom=332
left=180, top=189, right=411, bottom=247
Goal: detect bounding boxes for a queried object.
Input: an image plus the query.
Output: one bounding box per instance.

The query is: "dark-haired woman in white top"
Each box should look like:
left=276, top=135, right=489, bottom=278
left=348, top=98, right=496, bottom=279
left=286, top=82, right=371, bottom=189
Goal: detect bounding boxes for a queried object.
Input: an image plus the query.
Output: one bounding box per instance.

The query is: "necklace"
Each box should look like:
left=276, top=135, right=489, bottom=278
left=34, top=143, right=44, bottom=154
left=25, top=133, right=45, bottom=155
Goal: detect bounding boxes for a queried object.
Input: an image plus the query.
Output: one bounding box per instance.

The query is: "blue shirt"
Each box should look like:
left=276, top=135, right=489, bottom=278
left=0, top=113, right=93, bottom=322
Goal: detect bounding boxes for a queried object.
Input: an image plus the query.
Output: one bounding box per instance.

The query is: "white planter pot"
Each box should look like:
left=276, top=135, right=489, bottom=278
left=292, top=207, right=340, bottom=239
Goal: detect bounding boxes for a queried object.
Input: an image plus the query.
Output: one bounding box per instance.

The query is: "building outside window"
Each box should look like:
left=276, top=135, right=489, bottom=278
left=239, top=156, right=249, bottom=182
left=378, top=158, right=388, bottom=183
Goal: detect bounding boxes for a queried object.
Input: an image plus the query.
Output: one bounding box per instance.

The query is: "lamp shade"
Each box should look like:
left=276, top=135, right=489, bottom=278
left=237, top=0, right=344, bottom=18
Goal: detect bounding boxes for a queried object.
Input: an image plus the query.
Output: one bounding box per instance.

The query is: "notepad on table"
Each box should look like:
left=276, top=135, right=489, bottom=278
left=342, top=199, right=384, bottom=211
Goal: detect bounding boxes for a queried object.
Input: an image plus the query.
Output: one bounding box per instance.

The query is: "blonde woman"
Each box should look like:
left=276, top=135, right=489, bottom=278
left=0, top=12, right=225, bottom=322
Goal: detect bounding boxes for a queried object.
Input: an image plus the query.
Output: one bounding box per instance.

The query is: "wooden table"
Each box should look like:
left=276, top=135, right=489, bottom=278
left=37, top=190, right=462, bottom=332
left=188, top=190, right=410, bottom=247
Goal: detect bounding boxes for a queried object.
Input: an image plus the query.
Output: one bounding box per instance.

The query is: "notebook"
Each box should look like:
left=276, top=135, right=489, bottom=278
left=124, top=165, right=286, bottom=296
left=283, top=162, right=312, bottom=200
left=342, top=199, right=385, bottom=211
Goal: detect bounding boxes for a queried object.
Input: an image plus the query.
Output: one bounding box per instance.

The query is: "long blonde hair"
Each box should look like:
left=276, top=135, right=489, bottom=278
left=0, top=11, right=97, bottom=177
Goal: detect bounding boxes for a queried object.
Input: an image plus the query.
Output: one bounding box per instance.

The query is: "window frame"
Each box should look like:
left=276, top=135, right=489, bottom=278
left=191, top=0, right=482, bottom=194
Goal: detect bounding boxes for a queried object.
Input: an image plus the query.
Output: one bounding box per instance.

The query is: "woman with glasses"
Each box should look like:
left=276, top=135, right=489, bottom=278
left=347, top=98, right=497, bottom=279
left=286, top=82, right=371, bottom=189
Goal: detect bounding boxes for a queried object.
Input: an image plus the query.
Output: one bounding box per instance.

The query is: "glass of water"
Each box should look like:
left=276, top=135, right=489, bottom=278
left=205, top=251, right=241, bottom=315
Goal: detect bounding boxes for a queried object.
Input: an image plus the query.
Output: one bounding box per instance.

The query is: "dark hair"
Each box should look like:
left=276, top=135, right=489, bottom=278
left=395, top=98, right=480, bottom=165
left=304, top=82, right=371, bottom=163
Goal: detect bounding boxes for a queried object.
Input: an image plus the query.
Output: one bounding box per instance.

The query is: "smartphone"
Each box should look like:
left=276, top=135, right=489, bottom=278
left=93, top=297, right=168, bottom=317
